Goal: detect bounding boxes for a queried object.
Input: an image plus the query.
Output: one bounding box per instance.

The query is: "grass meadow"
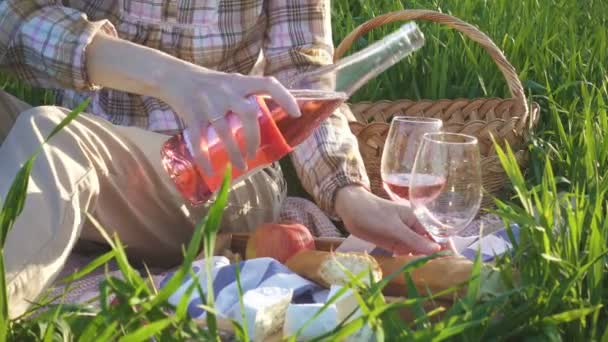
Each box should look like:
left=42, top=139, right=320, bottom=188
left=0, top=0, right=607, bottom=340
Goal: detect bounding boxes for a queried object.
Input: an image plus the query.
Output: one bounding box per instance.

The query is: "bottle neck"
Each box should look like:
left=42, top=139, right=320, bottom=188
left=338, top=23, right=425, bottom=97
left=287, top=23, right=425, bottom=98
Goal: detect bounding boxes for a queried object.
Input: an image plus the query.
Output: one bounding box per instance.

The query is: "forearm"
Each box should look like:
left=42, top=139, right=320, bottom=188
left=85, top=33, right=187, bottom=101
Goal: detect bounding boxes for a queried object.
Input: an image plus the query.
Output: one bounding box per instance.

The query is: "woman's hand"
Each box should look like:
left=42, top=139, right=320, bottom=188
left=162, top=69, right=301, bottom=174
left=86, top=33, right=301, bottom=174
left=335, top=185, right=444, bottom=255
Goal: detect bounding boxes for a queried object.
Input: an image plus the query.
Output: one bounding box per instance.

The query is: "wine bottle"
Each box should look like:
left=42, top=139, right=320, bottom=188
left=161, top=23, right=426, bottom=205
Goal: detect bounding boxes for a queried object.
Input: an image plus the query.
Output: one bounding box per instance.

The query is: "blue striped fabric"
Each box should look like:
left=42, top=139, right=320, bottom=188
left=156, top=257, right=323, bottom=319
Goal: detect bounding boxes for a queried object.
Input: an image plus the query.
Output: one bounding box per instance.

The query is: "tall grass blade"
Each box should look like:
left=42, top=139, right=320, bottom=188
left=232, top=260, right=249, bottom=342
left=541, top=305, right=603, bottom=325
left=60, top=250, right=116, bottom=284
left=118, top=318, right=173, bottom=342
left=201, top=165, right=232, bottom=341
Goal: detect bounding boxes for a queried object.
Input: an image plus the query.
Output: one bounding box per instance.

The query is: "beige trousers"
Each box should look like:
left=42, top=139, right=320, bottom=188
left=0, top=89, right=285, bottom=318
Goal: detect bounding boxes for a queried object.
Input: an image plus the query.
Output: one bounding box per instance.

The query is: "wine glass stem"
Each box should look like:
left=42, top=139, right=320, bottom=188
left=429, top=233, right=450, bottom=245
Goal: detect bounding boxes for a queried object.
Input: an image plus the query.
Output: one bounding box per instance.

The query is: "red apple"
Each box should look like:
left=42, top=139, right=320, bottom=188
left=245, top=222, right=316, bottom=263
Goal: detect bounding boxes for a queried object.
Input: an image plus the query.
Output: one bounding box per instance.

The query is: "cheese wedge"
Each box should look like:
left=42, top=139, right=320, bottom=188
left=238, top=287, right=293, bottom=341
left=283, top=303, right=339, bottom=340
left=328, top=285, right=375, bottom=342
left=328, top=285, right=359, bottom=322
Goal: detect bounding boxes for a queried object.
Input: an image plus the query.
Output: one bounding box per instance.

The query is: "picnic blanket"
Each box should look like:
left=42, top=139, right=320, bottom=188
left=153, top=222, right=519, bottom=322
left=49, top=197, right=517, bottom=310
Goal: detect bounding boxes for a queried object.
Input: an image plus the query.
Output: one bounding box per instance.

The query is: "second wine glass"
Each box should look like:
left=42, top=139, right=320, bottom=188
left=409, top=132, right=483, bottom=243
left=380, top=116, right=443, bottom=202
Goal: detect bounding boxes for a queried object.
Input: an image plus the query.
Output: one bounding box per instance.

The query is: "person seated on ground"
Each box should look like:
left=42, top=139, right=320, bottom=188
left=0, top=0, right=441, bottom=318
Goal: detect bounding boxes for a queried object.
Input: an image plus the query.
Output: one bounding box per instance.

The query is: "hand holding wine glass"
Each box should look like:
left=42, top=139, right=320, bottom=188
left=410, top=133, right=483, bottom=243
left=381, top=116, right=443, bottom=202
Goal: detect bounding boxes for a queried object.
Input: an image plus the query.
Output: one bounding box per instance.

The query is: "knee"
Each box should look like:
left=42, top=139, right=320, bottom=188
left=17, top=105, right=68, bottom=125
left=14, top=106, right=71, bottom=135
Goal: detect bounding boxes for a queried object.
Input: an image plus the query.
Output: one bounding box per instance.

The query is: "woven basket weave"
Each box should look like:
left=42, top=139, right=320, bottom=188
left=334, top=10, right=540, bottom=209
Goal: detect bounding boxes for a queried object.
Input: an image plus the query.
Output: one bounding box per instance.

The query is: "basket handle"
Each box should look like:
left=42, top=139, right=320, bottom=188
left=334, top=9, right=529, bottom=118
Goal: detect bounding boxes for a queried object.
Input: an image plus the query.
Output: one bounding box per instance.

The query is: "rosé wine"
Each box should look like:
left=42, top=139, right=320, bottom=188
left=382, top=173, right=445, bottom=202
left=161, top=90, right=346, bottom=205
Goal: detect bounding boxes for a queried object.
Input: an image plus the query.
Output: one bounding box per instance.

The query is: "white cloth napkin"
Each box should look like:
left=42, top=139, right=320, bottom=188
left=336, top=224, right=520, bottom=262
left=459, top=224, right=520, bottom=261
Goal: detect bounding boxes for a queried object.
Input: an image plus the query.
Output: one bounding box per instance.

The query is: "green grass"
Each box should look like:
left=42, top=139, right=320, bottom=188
left=1, top=0, right=607, bottom=340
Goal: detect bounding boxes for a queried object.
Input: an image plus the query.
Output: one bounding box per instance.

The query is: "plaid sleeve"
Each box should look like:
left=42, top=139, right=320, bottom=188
left=0, top=1, right=117, bottom=90
left=263, top=0, right=370, bottom=218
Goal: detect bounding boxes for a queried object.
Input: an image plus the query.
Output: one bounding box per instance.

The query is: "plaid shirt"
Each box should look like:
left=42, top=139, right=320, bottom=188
left=0, top=0, right=369, bottom=217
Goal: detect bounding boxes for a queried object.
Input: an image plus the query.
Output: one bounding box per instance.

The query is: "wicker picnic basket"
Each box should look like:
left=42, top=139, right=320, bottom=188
left=334, top=10, right=540, bottom=209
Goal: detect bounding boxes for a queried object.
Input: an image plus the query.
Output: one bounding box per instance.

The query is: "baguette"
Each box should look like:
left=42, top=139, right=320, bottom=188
left=285, top=250, right=382, bottom=287
left=286, top=250, right=476, bottom=300
left=374, top=254, right=473, bottom=299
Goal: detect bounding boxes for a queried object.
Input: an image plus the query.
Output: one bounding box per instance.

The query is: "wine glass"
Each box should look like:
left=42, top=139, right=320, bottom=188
left=409, top=132, right=482, bottom=243
left=380, top=116, right=443, bottom=202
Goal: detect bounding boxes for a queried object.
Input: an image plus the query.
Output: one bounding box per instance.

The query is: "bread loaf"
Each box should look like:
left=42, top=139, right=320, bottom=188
left=286, top=250, right=475, bottom=300
left=285, top=250, right=382, bottom=287
left=374, top=254, right=473, bottom=299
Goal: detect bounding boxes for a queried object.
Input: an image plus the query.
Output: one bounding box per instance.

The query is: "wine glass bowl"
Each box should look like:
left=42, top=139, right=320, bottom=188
left=410, top=132, right=482, bottom=243
left=380, top=116, right=443, bottom=201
